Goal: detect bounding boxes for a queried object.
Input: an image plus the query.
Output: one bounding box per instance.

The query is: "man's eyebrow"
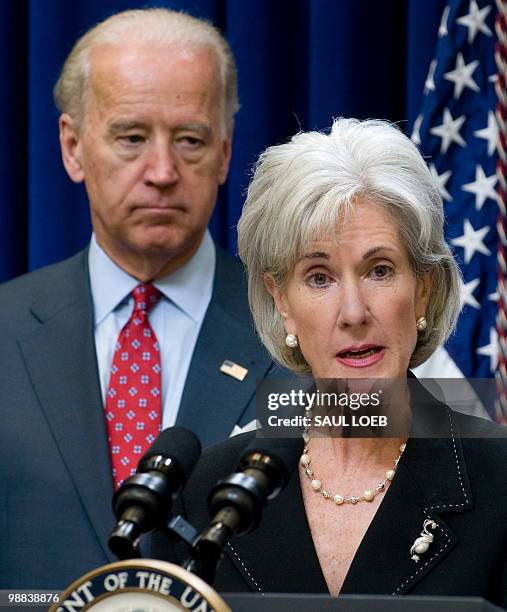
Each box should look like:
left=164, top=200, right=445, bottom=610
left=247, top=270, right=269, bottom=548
left=107, top=122, right=213, bottom=137
left=176, top=123, right=212, bottom=137
left=108, top=120, right=146, bottom=134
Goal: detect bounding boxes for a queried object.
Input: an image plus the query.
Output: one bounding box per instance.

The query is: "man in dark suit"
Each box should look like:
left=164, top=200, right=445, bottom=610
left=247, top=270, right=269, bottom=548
left=0, top=8, right=277, bottom=588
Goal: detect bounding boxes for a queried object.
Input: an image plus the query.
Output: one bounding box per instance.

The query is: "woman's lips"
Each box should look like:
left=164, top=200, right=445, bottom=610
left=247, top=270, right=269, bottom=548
left=336, top=346, right=385, bottom=368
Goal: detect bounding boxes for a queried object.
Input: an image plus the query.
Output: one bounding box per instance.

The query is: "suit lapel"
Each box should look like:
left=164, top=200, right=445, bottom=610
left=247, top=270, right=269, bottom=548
left=224, top=458, right=328, bottom=592
left=18, top=251, right=115, bottom=562
left=177, top=248, right=273, bottom=447
left=342, top=436, right=471, bottom=595
left=342, top=395, right=473, bottom=595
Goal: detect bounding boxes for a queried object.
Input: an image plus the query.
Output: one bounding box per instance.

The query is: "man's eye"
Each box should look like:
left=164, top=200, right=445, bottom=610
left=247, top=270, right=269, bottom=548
left=179, top=136, right=204, bottom=148
left=120, top=135, right=144, bottom=145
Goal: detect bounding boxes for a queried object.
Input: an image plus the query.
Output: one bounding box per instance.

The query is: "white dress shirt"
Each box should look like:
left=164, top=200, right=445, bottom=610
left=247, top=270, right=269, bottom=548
left=88, top=231, right=215, bottom=428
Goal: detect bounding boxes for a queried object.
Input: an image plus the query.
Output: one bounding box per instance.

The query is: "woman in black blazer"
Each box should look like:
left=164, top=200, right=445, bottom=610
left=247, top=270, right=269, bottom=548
left=154, top=118, right=507, bottom=607
left=155, top=381, right=507, bottom=606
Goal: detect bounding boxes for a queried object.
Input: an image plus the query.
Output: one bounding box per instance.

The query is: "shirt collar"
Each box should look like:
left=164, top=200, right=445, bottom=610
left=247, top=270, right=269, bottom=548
left=88, top=231, right=215, bottom=326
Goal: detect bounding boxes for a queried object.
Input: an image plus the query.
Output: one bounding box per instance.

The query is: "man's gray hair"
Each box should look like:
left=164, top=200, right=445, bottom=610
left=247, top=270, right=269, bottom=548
left=238, top=117, right=462, bottom=373
left=53, top=8, right=239, bottom=133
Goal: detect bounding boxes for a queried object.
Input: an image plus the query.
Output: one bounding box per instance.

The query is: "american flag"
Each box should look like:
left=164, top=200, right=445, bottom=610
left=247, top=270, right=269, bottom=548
left=412, top=0, right=501, bottom=389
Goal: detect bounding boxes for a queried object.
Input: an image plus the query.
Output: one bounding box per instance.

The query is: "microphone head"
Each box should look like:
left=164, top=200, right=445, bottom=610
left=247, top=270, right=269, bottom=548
left=110, top=427, right=202, bottom=558
left=206, top=437, right=304, bottom=537
left=139, top=426, right=202, bottom=482
left=238, top=436, right=304, bottom=487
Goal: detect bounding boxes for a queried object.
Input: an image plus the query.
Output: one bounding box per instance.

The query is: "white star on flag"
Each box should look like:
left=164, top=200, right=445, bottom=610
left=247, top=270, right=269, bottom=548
left=488, top=291, right=499, bottom=302
left=425, top=60, right=437, bottom=93
left=438, top=5, right=450, bottom=37
left=462, top=164, right=497, bottom=211
left=451, top=218, right=491, bottom=264
left=477, top=327, right=498, bottom=372
left=411, top=114, right=423, bottom=145
left=430, top=164, right=452, bottom=202
left=444, top=53, right=479, bottom=99
left=456, top=0, right=492, bottom=43
left=460, top=277, right=480, bottom=309
left=473, top=111, right=499, bottom=156
left=430, top=108, right=466, bottom=153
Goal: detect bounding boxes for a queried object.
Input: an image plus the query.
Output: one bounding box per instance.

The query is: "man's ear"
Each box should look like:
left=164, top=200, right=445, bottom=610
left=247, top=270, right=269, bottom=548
left=59, top=114, right=85, bottom=183
left=217, top=133, right=233, bottom=185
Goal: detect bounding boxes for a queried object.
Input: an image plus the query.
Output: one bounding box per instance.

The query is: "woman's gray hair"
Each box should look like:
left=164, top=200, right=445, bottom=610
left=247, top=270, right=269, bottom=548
left=53, top=8, right=239, bottom=133
left=237, top=117, right=462, bottom=373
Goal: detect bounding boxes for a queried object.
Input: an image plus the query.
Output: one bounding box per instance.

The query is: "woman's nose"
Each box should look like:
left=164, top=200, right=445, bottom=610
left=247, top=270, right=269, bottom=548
left=336, top=280, right=370, bottom=329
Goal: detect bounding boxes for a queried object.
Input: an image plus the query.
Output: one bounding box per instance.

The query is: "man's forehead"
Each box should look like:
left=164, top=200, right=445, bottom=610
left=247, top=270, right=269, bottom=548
left=88, top=42, right=220, bottom=90
left=85, top=42, right=221, bottom=114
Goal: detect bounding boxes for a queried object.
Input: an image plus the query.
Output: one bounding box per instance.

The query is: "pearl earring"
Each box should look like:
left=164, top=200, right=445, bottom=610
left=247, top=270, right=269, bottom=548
left=285, top=333, right=299, bottom=348
left=416, top=317, right=427, bottom=332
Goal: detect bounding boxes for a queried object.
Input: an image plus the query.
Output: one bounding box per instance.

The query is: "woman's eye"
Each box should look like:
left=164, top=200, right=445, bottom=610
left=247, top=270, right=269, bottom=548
left=370, top=264, right=392, bottom=279
left=307, top=272, right=330, bottom=287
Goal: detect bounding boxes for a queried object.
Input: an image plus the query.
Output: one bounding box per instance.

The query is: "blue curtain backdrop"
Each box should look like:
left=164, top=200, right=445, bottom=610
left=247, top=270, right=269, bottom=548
left=0, top=0, right=447, bottom=282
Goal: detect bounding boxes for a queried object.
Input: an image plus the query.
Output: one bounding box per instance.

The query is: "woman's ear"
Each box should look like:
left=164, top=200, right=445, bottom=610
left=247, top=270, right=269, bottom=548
left=263, top=274, right=296, bottom=333
left=264, top=274, right=288, bottom=317
left=415, top=270, right=434, bottom=319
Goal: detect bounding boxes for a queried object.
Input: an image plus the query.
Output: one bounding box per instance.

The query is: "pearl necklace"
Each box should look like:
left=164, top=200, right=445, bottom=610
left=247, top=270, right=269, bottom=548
left=300, top=430, right=406, bottom=505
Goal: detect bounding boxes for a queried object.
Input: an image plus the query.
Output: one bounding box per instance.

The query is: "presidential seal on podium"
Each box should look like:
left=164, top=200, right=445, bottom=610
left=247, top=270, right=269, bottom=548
left=51, top=559, right=230, bottom=611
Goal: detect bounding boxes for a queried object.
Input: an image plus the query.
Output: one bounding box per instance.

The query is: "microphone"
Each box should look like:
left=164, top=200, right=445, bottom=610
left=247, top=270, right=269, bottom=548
left=108, top=427, right=201, bottom=560
left=188, top=437, right=303, bottom=582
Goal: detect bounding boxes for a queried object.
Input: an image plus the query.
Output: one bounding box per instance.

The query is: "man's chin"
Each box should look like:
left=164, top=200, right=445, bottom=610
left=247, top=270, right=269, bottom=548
left=126, top=227, right=196, bottom=256
left=124, top=232, right=202, bottom=275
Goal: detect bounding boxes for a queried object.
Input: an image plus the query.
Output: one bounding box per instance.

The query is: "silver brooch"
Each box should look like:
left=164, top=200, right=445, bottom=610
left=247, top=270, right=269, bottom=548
left=410, top=519, right=437, bottom=562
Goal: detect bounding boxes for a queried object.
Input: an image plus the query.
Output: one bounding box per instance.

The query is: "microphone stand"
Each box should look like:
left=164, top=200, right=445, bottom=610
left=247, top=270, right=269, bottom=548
left=179, top=455, right=279, bottom=584
left=149, top=444, right=301, bottom=586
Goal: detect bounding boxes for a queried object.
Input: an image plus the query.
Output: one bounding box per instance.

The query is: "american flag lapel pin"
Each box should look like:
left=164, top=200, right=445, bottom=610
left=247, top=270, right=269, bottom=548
left=220, top=360, right=249, bottom=381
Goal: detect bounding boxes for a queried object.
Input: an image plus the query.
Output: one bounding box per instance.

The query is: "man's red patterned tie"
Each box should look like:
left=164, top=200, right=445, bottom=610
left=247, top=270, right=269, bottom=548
left=105, top=283, right=162, bottom=489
